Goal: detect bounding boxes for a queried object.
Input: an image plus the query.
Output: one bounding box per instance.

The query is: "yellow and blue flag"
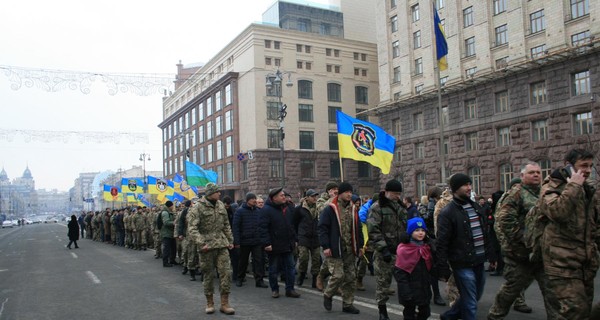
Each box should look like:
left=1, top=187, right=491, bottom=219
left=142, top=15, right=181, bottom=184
left=103, top=185, right=123, bottom=202
left=336, top=110, right=396, bottom=174
left=185, top=161, right=218, bottom=187
left=434, top=5, right=448, bottom=71
left=136, top=194, right=153, bottom=207
left=121, top=177, right=144, bottom=194
left=147, top=176, right=174, bottom=196
left=173, top=173, right=198, bottom=199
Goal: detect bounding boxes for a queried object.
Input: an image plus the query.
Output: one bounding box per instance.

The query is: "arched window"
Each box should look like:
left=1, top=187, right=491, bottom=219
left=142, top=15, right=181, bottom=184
left=298, top=80, right=313, bottom=99
left=499, top=163, right=513, bottom=192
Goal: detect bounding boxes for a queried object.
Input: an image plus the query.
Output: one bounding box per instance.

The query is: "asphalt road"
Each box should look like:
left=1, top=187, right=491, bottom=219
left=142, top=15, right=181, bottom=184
left=1, top=223, right=598, bottom=319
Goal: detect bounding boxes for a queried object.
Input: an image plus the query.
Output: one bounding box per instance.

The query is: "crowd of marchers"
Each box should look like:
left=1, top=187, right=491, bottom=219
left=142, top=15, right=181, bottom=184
left=69, top=148, right=600, bottom=319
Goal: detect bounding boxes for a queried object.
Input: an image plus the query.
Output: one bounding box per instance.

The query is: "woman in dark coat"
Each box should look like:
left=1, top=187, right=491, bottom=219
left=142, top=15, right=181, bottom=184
left=67, top=215, right=80, bottom=249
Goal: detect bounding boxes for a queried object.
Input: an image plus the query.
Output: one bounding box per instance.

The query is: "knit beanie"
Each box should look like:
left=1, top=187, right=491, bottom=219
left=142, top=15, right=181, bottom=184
left=385, top=179, right=403, bottom=192
left=338, top=182, right=353, bottom=195
left=449, top=173, right=472, bottom=193
left=325, top=181, right=339, bottom=192
left=407, top=217, right=427, bottom=236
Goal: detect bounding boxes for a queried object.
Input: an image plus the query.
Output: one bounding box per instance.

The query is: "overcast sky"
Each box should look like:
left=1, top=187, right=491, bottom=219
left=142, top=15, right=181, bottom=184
left=0, top=0, right=331, bottom=192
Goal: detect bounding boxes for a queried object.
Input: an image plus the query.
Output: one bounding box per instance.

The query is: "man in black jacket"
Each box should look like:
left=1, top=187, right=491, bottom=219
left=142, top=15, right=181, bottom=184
left=318, top=182, right=364, bottom=314
left=259, top=187, right=300, bottom=298
left=436, top=173, right=496, bottom=320
left=233, top=192, right=267, bottom=288
left=293, top=189, right=321, bottom=288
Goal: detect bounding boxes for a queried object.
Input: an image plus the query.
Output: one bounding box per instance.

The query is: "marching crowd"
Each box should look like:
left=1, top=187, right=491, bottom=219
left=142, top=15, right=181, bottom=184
left=70, top=148, right=600, bottom=320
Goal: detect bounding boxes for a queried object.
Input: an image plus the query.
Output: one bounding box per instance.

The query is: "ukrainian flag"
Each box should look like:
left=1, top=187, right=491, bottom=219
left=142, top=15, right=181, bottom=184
left=434, top=5, right=448, bottom=71
left=173, top=173, right=198, bottom=199
left=147, top=176, right=174, bottom=196
left=103, top=185, right=123, bottom=202
left=121, top=177, right=144, bottom=194
left=336, top=110, right=396, bottom=174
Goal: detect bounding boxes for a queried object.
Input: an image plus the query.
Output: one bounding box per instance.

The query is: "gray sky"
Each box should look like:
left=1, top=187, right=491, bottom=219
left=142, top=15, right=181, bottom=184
left=0, top=0, right=329, bottom=192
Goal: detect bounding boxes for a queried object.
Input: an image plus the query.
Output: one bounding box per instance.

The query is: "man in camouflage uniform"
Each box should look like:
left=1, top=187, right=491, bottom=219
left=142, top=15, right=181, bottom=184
left=315, top=181, right=338, bottom=291
left=488, top=163, right=544, bottom=319
left=178, top=200, right=196, bottom=280
left=110, top=209, right=117, bottom=245
left=150, top=207, right=162, bottom=258
left=538, top=149, right=600, bottom=319
left=92, top=212, right=102, bottom=242
left=124, top=209, right=133, bottom=248
left=187, top=183, right=235, bottom=315
left=132, top=207, right=147, bottom=250
left=293, top=189, right=321, bottom=288
left=367, top=179, right=407, bottom=320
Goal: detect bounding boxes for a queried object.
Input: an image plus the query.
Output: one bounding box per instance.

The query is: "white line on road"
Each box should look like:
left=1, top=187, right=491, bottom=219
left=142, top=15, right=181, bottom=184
left=86, top=271, right=101, bottom=284
left=71, top=252, right=78, bottom=259
left=0, top=298, right=8, bottom=318
left=0, top=269, right=7, bottom=272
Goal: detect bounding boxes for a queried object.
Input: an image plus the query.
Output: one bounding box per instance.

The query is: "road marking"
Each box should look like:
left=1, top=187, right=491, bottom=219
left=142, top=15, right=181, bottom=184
left=86, top=271, right=101, bottom=284
left=0, top=297, right=8, bottom=318
left=0, top=269, right=7, bottom=272
left=71, top=252, right=78, bottom=259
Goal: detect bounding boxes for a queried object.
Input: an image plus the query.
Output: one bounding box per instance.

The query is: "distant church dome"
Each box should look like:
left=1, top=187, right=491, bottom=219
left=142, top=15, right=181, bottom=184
left=0, top=168, right=8, bottom=181
left=22, top=166, right=33, bottom=179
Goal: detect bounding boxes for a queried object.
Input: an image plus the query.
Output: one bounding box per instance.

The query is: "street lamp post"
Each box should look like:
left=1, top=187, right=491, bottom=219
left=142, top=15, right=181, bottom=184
left=139, top=153, right=151, bottom=192
left=266, top=69, right=293, bottom=188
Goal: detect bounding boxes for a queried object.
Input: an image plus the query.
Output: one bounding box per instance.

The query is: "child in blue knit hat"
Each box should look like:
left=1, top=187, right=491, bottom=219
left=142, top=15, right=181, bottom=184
left=393, top=217, right=434, bottom=320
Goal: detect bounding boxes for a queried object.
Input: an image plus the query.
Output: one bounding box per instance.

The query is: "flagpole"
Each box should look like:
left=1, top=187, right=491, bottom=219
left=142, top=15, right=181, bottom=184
left=432, top=2, right=446, bottom=184
left=339, top=157, right=344, bottom=181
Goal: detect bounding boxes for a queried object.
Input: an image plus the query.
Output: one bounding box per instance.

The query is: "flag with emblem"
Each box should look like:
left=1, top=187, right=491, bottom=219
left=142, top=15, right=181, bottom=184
left=173, top=173, right=198, bottom=199
left=121, top=178, right=144, bottom=194
left=147, top=176, right=174, bottom=196
left=103, top=185, right=123, bottom=202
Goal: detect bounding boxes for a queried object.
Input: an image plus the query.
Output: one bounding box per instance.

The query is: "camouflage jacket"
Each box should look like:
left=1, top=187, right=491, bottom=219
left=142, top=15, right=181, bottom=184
left=187, top=196, right=233, bottom=250
left=316, top=192, right=332, bottom=214
left=367, top=191, right=408, bottom=252
left=433, top=189, right=452, bottom=232
left=123, top=213, right=131, bottom=230
left=539, top=168, right=600, bottom=278
left=494, top=183, right=540, bottom=261
left=132, top=213, right=146, bottom=231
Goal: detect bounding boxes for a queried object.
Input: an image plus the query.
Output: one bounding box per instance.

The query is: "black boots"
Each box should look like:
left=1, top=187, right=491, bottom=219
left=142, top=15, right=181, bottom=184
left=255, top=279, right=268, bottom=288
left=235, top=278, right=243, bottom=287
left=311, top=275, right=317, bottom=288
left=296, top=272, right=306, bottom=286
left=182, top=267, right=188, bottom=275
left=378, top=304, right=390, bottom=320
left=190, top=270, right=196, bottom=281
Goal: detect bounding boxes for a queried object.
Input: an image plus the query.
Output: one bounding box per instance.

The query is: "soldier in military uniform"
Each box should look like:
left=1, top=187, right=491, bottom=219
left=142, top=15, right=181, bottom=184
left=110, top=209, right=117, bottom=245
left=124, top=209, right=133, bottom=248
left=315, top=181, right=338, bottom=291
left=538, top=149, right=599, bottom=319
left=488, top=163, right=544, bottom=319
left=149, top=207, right=161, bottom=258
left=132, top=207, right=147, bottom=250
left=187, top=183, right=235, bottom=315
left=367, top=179, right=407, bottom=320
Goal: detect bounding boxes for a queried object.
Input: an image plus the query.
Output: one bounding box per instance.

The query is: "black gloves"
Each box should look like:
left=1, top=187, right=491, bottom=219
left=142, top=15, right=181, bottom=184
left=381, top=247, right=392, bottom=263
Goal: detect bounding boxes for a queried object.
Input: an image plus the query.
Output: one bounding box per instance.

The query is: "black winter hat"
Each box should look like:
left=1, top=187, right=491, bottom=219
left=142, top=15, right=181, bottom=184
left=166, top=201, right=174, bottom=207
left=325, top=181, right=338, bottom=192
left=338, top=182, right=353, bottom=195
left=385, top=179, right=403, bottom=192
left=449, top=173, right=472, bottom=193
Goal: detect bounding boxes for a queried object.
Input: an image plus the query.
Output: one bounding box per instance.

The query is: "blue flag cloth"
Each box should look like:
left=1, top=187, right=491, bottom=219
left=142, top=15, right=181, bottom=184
left=434, top=5, right=448, bottom=71
left=185, top=161, right=218, bottom=186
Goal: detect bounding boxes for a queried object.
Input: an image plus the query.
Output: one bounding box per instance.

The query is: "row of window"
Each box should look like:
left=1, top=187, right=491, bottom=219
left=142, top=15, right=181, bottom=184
left=165, top=135, right=235, bottom=165
left=263, top=159, right=372, bottom=180
left=267, top=40, right=369, bottom=60
left=163, top=113, right=234, bottom=158
left=267, top=80, right=369, bottom=104
left=164, top=84, right=233, bottom=141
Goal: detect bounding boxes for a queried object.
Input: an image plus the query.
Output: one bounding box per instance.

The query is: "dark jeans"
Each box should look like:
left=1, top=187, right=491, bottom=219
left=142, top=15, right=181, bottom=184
left=238, top=244, right=265, bottom=280
left=162, top=237, right=176, bottom=264
left=79, top=224, right=85, bottom=238
left=117, top=229, right=125, bottom=247
left=443, top=263, right=486, bottom=320
left=268, top=252, right=295, bottom=292
left=403, top=303, right=431, bottom=320
left=67, top=240, right=78, bottom=248
left=229, top=247, right=239, bottom=281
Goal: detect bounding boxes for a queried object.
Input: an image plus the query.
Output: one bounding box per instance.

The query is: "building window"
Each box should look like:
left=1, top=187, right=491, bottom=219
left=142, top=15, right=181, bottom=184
left=274, top=58, right=281, bottom=66
left=463, top=6, right=473, bottom=27
left=198, top=125, right=204, bottom=143
left=330, top=160, right=341, bottom=178
left=392, top=119, right=401, bottom=138
left=267, top=102, right=280, bottom=120
left=413, top=31, right=421, bottom=48
left=225, top=110, right=233, bottom=131
left=326, top=48, right=332, bottom=56
left=391, top=0, right=397, bottom=8
left=225, top=162, right=234, bottom=183
left=361, top=53, right=366, bottom=61
left=465, top=37, right=476, bottom=57
left=326, top=65, right=332, bottom=73
left=413, top=113, right=424, bottom=130
left=298, top=80, right=313, bottom=99
left=532, top=119, right=548, bottom=142
left=469, top=166, right=481, bottom=195
left=436, top=0, right=444, bottom=9
left=466, top=67, right=477, bottom=78
left=329, top=132, right=339, bottom=150
left=465, top=98, right=477, bottom=120
left=206, top=121, right=213, bottom=140
left=306, top=62, right=311, bottom=70
left=199, top=147, right=205, bottom=165
left=215, top=91, right=222, bottom=111
left=216, top=140, right=223, bottom=160
left=300, top=160, right=315, bottom=178
left=299, top=131, right=314, bottom=149
left=440, top=106, right=449, bottom=125
left=415, top=142, right=425, bottom=159
left=225, top=136, right=234, bottom=157
left=355, top=86, right=368, bottom=104
left=297, top=61, right=303, bottom=69
left=497, top=127, right=511, bottom=146
left=362, top=69, right=367, bottom=76
left=334, top=49, right=340, bottom=57
left=320, top=23, right=331, bottom=35
left=334, top=65, right=340, bottom=73
left=328, top=106, right=341, bottom=124
left=327, top=83, right=341, bottom=102
left=298, top=104, right=314, bottom=122
left=393, top=67, right=401, bottom=83
left=206, top=97, right=213, bottom=116
left=391, top=15, right=398, bottom=32
left=531, top=44, right=546, bottom=59
left=539, top=159, right=552, bottom=180
left=530, top=81, right=547, bottom=105
left=268, top=129, right=282, bottom=148
left=207, top=143, right=213, bottom=163
left=269, top=159, right=282, bottom=178
left=264, top=40, right=271, bottom=48
left=495, top=90, right=509, bottom=113
left=414, top=58, right=423, bottom=75
left=572, top=30, right=591, bottom=46
left=530, top=10, right=545, bottom=34
left=392, top=41, right=400, bottom=58
left=572, top=70, right=590, bottom=96
left=466, top=132, right=478, bottom=151
left=411, top=4, right=420, bottom=22
left=225, top=84, right=232, bottom=106
left=495, top=24, right=507, bottom=46
left=415, top=84, right=424, bottom=94
left=305, top=45, right=311, bottom=53
left=298, top=19, right=310, bottom=32
left=241, top=161, right=248, bottom=181
left=439, top=138, right=449, bottom=155
left=215, top=115, right=222, bottom=136
left=493, top=0, right=507, bottom=14
left=499, top=163, right=513, bottom=192
left=573, top=112, right=593, bottom=135
left=571, top=0, right=589, bottom=19
left=416, top=172, right=427, bottom=198
left=353, top=52, right=360, bottom=60
left=358, top=161, right=371, bottom=178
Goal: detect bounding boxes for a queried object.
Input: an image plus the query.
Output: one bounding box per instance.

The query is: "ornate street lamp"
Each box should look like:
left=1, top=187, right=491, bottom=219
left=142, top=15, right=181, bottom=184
left=266, top=69, right=293, bottom=188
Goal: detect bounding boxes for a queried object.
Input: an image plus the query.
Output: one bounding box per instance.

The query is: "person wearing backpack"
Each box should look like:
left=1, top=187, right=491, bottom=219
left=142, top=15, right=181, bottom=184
left=537, top=149, right=599, bottom=319
left=487, top=162, right=544, bottom=319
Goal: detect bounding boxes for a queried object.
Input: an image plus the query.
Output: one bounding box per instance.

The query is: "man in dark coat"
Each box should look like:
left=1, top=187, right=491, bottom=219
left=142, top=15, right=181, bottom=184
left=233, top=192, right=267, bottom=288
left=259, top=187, right=300, bottom=298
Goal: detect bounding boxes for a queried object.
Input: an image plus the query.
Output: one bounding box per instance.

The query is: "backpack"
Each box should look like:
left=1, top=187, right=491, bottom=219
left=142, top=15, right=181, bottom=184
left=156, top=212, right=164, bottom=230
left=523, top=192, right=554, bottom=264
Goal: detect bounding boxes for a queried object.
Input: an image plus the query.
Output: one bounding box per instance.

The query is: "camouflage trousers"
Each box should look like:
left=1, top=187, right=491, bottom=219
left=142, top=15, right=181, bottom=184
left=297, top=246, right=321, bottom=276
left=488, top=257, right=544, bottom=319
left=447, top=274, right=459, bottom=307
left=373, top=250, right=394, bottom=305
left=357, top=249, right=373, bottom=279
left=186, top=239, right=199, bottom=269
left=110, top=227, right=116, bottom=244
left=93, top=227, right=101, bottom=241
left=542, top=269, right=596, bottom=320
left=153, top=232, right=162, bottom=257
left=200, top=248, right=232, bottom=295
left=176, top=238, right=183, bottom=262
left=146, top=230, right=154, bottom=248
left=125, top=230, right=133, bottom=247
left=133, top=230, right=146, bottom=249
left=324, top=251, right=357, bottom=307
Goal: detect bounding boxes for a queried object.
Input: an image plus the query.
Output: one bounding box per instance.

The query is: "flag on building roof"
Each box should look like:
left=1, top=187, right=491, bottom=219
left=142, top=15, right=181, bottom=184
left=434, top=5, right=448, bottom=71
left=185, top=161, right=218, bottom=187
left=336, top=110, right=396, bottom=174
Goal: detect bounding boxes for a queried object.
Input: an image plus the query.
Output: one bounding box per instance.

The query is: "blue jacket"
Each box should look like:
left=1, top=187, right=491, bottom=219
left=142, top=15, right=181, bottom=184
left=232, top=203, right=262, bottom=246
left=259, top=199, right=296, bottom=254
left=359, top=199, right=373, bottom=223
